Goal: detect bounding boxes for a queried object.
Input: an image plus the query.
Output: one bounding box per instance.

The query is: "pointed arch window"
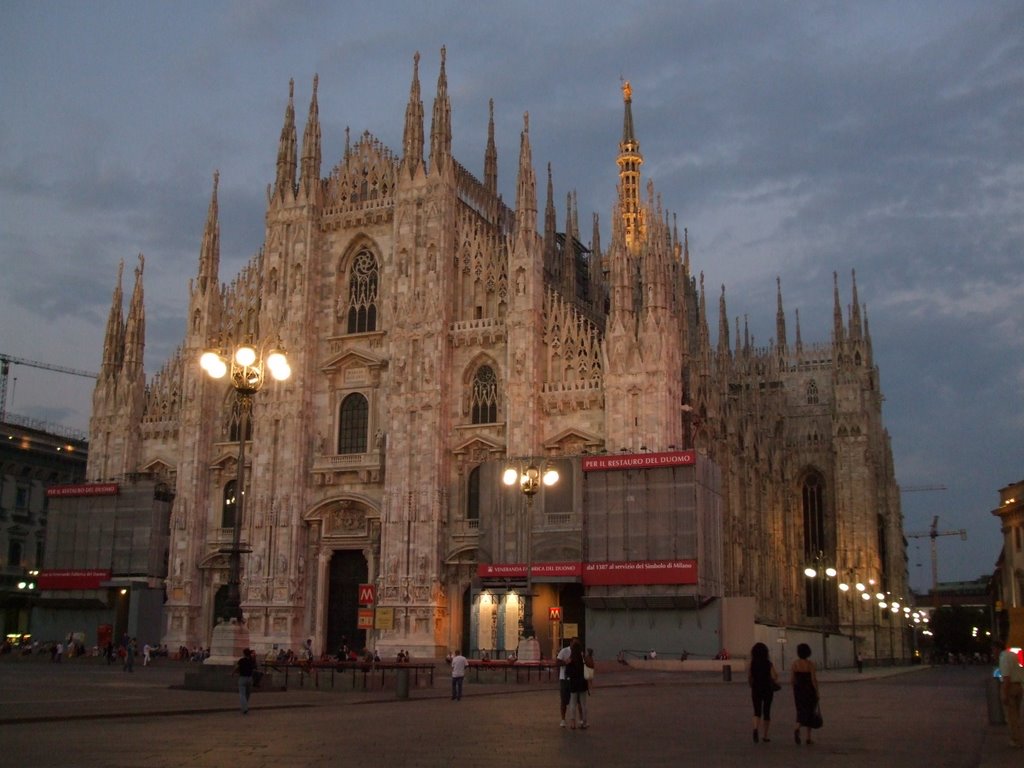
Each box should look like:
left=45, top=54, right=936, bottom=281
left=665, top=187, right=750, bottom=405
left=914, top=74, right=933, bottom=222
left=346, top=249, right=379, bottom=333
left=338, top=393, right=369, bottom=454
left=470, top=365, right=499, bottom=424
left=806, top=380, right=819, bottom=405
left=222, top=480, right=238, bottom=529
left=466, top=465, right=481, bottom=523
left=228, top=401, right=253, bottom=443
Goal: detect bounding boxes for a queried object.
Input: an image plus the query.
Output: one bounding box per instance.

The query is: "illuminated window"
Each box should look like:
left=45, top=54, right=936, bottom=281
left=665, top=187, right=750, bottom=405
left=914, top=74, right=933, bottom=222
left=222, top=480, right=237, bottom=529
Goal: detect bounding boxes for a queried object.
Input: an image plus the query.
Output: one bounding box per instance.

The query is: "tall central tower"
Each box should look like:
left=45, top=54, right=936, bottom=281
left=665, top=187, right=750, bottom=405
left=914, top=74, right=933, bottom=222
left=617, top=80, right=645, bottom=249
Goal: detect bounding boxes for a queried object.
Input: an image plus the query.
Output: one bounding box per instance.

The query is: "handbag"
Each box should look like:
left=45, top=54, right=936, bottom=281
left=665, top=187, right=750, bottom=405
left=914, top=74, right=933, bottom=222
left=583, top=664, right=595, bottom=681
left=810, top=703, right=824, bottom=729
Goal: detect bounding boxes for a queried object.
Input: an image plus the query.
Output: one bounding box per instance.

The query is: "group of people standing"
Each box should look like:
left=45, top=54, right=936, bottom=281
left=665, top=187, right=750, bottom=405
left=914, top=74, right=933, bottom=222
left=748, top=641, right=821, bottom=745
left=558, top=638, right=595, bottom=729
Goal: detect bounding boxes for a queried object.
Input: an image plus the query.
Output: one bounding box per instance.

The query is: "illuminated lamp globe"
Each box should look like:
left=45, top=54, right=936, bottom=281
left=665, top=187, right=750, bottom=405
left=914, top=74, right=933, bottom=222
left=502, top=468, right=519, bottom=486
left=267, top=351, right=291, bottom=380
left=542, top=468, right=559, bottom=486
left=235, top=345, right=257, bottom=367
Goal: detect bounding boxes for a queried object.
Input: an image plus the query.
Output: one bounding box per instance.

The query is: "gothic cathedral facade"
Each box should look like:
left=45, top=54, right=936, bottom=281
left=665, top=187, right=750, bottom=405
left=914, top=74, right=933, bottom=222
left=85, top=50, right=907, bottom=658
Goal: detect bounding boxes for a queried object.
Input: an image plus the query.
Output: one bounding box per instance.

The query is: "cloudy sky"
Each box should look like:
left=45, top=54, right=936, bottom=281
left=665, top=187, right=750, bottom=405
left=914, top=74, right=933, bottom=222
left=2, top=1, right=1021, bottom=591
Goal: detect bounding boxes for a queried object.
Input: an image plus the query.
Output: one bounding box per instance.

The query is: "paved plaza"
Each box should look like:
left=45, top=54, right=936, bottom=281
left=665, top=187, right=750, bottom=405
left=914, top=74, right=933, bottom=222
left=0, top=658, right=1019, bottom=767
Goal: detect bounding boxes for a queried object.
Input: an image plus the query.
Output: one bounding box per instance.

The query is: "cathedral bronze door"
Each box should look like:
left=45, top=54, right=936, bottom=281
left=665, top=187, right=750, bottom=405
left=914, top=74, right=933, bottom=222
left=327, top=550, right=368, bottom=654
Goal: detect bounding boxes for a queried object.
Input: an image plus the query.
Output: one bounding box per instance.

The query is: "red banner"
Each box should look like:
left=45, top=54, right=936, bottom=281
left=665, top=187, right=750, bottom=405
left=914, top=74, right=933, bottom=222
left=477, top=560, right=699, bottom=586
left=37, top=569, right=112, bottom=590
left=47, top=483, right=119, bottom=498
left=477, top=562, right=582, bottom=579
left=582, top=450, right=695, bottom=472
left=582, top=560, right=698, bottom=586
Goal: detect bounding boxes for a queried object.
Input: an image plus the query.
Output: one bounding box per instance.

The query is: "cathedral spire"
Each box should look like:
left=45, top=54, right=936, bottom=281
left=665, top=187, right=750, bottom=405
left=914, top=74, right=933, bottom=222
left=562, top=191, right=578, bottom=298
left=484, top=98, right=498, bottom=194
left=717, top=285, right=731, bottom=357
left=299, top=74, right=321, bottom=200
left=795, top=308, right=804, bottom=356
left=616, top=79, right=644, bottom=249
left=429, top=46, right=452, bottom=171
left=197, top=171, right=220, bottom=296
left=849, top=268, right=862, bottom=340
left=543, top=163, right=557, bottom=272
left=101, top=260, right=125, bottom=374
left=775, top=276, right=788, bottom=353
left=833, top=271, right=846, bottom=343
left=123, top=254, right=146, bottom=371
left=513, top=112, right=536, bottom=240
left=273, top=79, right=297, bottom=202
left=401, top=52, right=424, bottom=177
left=590, top=211, right=604, bottom=307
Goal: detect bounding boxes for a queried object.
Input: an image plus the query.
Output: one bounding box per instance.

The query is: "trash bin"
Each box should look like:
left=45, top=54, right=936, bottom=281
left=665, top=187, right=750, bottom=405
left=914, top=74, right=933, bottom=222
left=986, top=677, right=1005, bottom=725
left=722, top=664, right=732, bottom=682
left=396, top=667, right=410, bottom=699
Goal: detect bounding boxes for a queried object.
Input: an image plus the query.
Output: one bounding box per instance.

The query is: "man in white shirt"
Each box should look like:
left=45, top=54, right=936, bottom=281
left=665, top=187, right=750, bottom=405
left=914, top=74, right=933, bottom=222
left=998, top=641, right=1024, bottom=748
left=450, top=650, right=468, bottom=701
left=557, top=638, right=575, bottom=727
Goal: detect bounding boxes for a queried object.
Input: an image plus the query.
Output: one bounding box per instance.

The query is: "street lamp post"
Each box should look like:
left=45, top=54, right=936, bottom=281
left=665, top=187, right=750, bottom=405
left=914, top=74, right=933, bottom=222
left=839, top=578, right=867, bottom=668
left=804, top=555, right=836, bottom=669
left=502, top=460, right=559, bottom=660
left=200, top=339, right=290, bottom=661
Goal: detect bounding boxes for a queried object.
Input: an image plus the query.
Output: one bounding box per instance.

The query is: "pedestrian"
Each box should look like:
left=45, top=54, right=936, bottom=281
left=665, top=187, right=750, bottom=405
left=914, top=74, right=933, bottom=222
left=748, top=641, right=779, bottom=743
left=556, top=637, right=574, bottom=727
left=791, top=642, right=819, bottom=745
left=856, top=651, right=864, bottom=673
left=143, top=643, right=152, bottom=666
left=584, top=647, right=596, bottom=692
left=996, top=640, right=1023, bottom=747
left=54, top=642, right=63, bottom=663
left=235, top=648, right=256, bottom=715
left=123, top=638, right=136, bottom=672
left=450, top=649, right=467, bottom=701
left=566, top=639, right=589, bottom=729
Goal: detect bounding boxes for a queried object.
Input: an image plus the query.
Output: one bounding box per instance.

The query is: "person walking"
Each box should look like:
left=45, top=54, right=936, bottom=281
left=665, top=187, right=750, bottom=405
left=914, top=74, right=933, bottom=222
left=236, top=648, right=256, bottom=714
left=997, top=640, right=1023, bottom=747
left=450, top=649, right=468, bottom=701
left=748, top=642, right=779, bottom=743
left=791, top=642, right=819, bottom=745
left=556, top=638, right=574, bottom=727
left=123, top=638, right=136, bottom=673
left=566, top=639, right=589, bottom=729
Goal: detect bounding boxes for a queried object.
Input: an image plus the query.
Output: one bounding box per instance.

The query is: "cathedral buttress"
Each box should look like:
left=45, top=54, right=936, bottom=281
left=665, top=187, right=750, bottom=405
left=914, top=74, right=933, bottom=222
left=506, top=112, right=544, bottom=457
left=298, top=74, right=322, bottom=203
left=401, top=52, right=425, bottom=179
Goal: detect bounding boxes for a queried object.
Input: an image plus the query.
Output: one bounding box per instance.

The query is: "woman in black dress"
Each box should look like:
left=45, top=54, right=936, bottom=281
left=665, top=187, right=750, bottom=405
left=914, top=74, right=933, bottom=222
left=791, top=642, right=819, bottom=745
left=748, top=642, right=779, bottom=742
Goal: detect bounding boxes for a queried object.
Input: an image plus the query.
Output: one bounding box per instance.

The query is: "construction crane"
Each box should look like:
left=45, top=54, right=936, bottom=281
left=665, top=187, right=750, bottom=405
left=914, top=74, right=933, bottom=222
left=0, top=352, right=98, bottom=423
left=906, top=515, right=967, bottom=593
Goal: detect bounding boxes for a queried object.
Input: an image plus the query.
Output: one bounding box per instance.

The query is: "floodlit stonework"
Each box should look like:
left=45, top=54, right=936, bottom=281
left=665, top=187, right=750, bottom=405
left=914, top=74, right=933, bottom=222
left=85, top=50, right=907, bottom=659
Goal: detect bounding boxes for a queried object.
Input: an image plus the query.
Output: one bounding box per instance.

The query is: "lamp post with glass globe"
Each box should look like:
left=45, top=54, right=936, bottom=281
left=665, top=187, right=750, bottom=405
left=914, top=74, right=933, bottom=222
left=199, top=339, right=290, bottom=660
left=502, top=460, right=559, bottom=660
